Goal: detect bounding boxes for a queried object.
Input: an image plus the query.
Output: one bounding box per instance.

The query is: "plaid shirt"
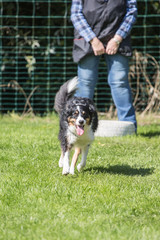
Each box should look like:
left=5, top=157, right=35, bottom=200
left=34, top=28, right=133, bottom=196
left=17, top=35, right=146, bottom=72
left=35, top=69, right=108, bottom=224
left=71, top=0, right=137, bottom=42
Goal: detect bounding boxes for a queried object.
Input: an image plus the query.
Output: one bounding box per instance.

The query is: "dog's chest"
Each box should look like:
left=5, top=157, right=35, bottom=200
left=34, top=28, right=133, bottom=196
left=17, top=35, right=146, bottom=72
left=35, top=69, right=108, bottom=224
left=67, top=125, right=94, bottom=147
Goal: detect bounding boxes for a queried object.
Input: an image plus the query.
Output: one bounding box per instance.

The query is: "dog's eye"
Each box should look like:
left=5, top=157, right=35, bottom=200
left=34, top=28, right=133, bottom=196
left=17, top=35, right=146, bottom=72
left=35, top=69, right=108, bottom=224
left=82, top=111, right=86, bottom=115
left=74, top=110, right=79, bottom=115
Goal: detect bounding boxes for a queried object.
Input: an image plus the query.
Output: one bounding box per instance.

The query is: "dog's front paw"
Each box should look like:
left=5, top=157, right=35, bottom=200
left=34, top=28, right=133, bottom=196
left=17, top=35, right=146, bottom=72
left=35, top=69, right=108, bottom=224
left=77, top=163, right=84, bottom=172
left=69, top=167, right=74, bottom=175
left=62, top=166, right=70, bottom=175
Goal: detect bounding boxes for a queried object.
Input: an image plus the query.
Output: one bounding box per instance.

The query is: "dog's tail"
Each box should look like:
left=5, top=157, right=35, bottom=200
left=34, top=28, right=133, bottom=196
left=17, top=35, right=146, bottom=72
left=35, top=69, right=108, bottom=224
left=54, top=76, right=78, bottom=114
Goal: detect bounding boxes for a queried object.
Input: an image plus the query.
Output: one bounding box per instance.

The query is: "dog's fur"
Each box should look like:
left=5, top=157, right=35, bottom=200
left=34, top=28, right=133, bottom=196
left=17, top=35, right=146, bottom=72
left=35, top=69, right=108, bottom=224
left=54, top=77, right=98, bottom=175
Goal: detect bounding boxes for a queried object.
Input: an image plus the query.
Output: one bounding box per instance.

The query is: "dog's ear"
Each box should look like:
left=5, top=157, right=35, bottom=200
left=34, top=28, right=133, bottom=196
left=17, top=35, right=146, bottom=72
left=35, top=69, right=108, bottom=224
left=66, top=103, right=73, bottom=116
left=89, top=103, right=96, bottom=113
left=88, top=101, right=98, bottom=132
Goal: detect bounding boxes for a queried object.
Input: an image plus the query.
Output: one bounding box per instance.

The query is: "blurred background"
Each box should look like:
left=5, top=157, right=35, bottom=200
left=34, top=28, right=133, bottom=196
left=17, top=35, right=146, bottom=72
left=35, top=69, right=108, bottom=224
left=0, top=0, right=159, bottom=116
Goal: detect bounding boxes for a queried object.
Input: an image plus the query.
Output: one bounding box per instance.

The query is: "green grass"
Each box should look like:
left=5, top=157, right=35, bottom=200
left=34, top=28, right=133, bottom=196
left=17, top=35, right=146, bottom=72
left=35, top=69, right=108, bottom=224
left=0, top=114, right=160, bottom=240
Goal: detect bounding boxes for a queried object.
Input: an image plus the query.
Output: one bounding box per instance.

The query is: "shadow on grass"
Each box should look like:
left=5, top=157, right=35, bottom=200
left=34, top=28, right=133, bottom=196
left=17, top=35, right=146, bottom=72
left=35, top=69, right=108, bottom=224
left=139, top=131, right=160, bottom=138
left=85, top=165, right=154, bottom=176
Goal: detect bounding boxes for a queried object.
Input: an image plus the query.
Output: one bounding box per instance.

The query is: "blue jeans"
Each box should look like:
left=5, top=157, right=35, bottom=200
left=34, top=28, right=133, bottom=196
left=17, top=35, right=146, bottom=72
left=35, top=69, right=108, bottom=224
left=75, top=53, right=137, bottom=129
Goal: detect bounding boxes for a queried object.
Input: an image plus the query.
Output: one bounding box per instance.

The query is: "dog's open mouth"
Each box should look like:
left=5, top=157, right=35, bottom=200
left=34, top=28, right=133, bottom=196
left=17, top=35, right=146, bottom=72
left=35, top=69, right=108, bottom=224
left=76, top=125, right=84, bottom=136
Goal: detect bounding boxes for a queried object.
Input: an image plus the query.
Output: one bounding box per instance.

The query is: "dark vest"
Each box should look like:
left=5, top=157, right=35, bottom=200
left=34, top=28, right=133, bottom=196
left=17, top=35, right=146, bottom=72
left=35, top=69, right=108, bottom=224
left=72, top=0, right=132, bottom=63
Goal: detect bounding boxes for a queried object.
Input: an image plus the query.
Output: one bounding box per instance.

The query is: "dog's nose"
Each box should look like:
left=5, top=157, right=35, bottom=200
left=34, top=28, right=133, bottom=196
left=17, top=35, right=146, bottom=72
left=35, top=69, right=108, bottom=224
left=79, top=120, right=84, bottom=125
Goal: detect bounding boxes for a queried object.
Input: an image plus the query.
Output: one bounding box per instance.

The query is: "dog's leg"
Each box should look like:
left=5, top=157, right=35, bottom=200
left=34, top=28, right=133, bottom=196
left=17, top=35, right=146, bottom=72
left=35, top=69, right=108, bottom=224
left=62, top=151, right=70, bottom=175
left=59, top=150, right=64, bottom=168
left=77, top=145, right=90, bottom=172
left=70, top=148, right=81, bottom=175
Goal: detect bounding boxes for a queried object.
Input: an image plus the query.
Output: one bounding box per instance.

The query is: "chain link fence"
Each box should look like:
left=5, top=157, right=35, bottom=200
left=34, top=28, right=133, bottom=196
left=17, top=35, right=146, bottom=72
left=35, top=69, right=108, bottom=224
left=0, top=0, right=159, bottom=115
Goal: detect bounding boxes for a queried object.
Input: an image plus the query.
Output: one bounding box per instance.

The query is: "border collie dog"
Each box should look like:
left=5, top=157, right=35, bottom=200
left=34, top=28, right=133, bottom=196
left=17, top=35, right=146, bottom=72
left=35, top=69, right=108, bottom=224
left=54, top=77, right=98, bottom=175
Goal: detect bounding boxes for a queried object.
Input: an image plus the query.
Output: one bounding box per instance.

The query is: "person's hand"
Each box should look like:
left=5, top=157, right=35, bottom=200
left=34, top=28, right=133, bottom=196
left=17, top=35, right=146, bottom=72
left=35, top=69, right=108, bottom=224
left=90, top=37, right=105, bottom=56
left=106, top=35, right=122, bottom=55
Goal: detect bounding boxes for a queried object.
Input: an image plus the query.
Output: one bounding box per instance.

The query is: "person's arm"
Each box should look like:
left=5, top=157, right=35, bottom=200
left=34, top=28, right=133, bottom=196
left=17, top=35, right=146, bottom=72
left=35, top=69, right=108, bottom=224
left=106, top=0, right=137, bottom=55
left=116, top=0, right=137, bottom=40
left=71, top=0, right=96, bottom=42
left=71, top=0, right=105, bottom=56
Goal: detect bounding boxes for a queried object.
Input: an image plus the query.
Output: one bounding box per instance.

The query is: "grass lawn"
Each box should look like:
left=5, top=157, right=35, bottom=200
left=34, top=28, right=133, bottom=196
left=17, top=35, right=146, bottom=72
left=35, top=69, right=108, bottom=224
left=0, top=113, right=160, bottom=240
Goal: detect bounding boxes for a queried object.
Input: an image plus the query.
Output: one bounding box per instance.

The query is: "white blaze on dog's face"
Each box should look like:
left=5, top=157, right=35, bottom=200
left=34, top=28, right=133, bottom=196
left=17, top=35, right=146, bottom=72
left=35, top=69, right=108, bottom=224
left=75, top=106, right=86, bottom=136
left=68, top=105, right=91, bottom=136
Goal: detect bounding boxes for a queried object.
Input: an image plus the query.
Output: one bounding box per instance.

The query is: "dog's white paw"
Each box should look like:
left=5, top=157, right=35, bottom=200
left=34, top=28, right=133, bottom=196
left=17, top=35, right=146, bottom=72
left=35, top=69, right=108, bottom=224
left=62, top=166, right=70, bottom=175
left=77, top=163, right=84, bottom=172
left=69, top=167, right=74, bottom=175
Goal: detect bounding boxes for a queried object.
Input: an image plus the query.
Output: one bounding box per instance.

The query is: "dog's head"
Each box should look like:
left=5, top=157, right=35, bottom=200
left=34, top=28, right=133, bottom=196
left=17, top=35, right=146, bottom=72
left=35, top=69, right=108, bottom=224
left=66, top=97, right=98, bottom=136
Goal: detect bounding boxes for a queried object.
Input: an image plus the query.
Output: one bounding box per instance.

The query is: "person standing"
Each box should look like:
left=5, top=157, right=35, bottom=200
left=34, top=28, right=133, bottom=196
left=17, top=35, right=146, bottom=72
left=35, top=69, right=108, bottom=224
left=71, top=0, right=137, bottom=130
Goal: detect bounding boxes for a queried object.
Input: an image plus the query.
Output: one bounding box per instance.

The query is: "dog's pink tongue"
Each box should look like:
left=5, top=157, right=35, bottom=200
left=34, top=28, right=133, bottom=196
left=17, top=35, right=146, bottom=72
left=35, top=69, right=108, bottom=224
left=76, top=126, right=84, bottom=136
